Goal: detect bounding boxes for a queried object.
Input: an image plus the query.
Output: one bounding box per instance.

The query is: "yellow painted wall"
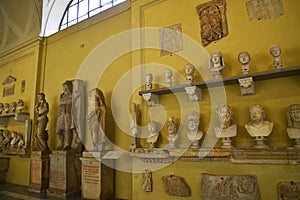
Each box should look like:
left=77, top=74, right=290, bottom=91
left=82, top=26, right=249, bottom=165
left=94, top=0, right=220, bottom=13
left=0, top=0, right=299, bottom=199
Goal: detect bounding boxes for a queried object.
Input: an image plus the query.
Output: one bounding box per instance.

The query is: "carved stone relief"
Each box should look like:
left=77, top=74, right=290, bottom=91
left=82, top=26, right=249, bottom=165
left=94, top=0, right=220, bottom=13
left=159, top=23, right=183, bottom=56
left=196, top=0, right=228, bottom=46
left=277, top=181, right=300, bottom=200
left=246, top=0, right=284, bottom=20
left=201, top=173, right=260, bottom=200
left=162, top=175, right=190, bottom=197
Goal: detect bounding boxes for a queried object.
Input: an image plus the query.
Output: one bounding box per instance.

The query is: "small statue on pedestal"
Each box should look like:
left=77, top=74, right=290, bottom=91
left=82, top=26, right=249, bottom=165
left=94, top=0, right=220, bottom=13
left=184, top=63, right=195, bottom=84
left=238, top=51, right=251, bottom=75
left=34, top=93, right=50, bottom=153
left=209, top=50, right=225, bottom=79
left=87, top=88, right=107, bottom=151
left=270, top=45, right=283, bottom=69
left=245, top=104, right=273, bottom=148
left=215, top=104, right=237, bottom=148
left=129, top=103, right=140, bottom=150
left=167, top=117, right=178, bottom=148
left=145, top=73, right=153, bottom=90
left=286, top=104, right=300, bottom=148
left=165, top=68, right=173, bottom=87
left=186, top=112, right=203, bottom=149
left=147, top=121, right=160, bottom=148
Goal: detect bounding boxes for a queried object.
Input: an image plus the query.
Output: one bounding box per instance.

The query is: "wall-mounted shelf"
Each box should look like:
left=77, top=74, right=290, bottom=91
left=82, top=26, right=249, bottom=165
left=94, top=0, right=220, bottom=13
left=139, top=66, right=300, bottom=96
left=0, top=112, right=30, bottom=127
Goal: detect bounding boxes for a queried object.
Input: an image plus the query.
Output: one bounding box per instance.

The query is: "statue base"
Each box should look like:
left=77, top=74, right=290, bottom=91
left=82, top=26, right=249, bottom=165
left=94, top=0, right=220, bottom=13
left=80, top=151, right=114, bottom=200
left=48, top=151, right=81, bottom=199
left=253, top=136, right=269, bottom=149
left=28, top=151, right=50, bottom=194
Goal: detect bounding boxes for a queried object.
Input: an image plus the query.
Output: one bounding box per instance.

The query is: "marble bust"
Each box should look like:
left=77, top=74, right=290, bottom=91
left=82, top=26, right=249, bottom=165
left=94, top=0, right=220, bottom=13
left=245, top=104, right=273, bottom=148
left=184, top=63, right=195, bottom=84
left=186, top=112, right=203, bottom=148
left=147, top=121, right=160, bottom=148
left=286, top=104, right=300, bottom=147
left=209, top=50, right=225, bottom=79
left=4, top=103, right=10, bottom=114
left=165, top=68, right=173, bottom=87
left=238, top=51, right=251, bottom=75
left=0, top=103, right=3, bottom=115
left=145, top=73, right=153, bottom=90
left=167, top=117, right=178, bottom=148
left=215, top=104, right=237, bottom=148
left=269, top=45, right=283, bottom=69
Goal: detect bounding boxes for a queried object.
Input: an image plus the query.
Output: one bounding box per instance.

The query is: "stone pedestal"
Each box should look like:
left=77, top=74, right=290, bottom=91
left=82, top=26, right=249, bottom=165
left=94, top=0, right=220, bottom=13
left=28, top=151, right=50, bottom=193
left=48, top=151, right=81, bottom=198
left=80, top=151, right=114, bottom=200
left=0, top=157, right=9, bottom=183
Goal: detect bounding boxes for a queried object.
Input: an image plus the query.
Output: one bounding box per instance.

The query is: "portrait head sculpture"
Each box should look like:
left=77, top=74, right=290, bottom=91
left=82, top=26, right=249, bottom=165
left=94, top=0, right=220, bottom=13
left=145, top=73, right=153, bottom=90
left=209, top=50, right=225, bottom=79
left=286, top=104, right=300, bottom=148
left=10, top=102, right=17, bottom=113
left=238, top=51, right=251, bottom=74
left=87, top=88, right=107, bottom=151
left=165, top=68, right=173, bottom=87
left=245, top=104, right=273, bottom=148
left=269, top=44, right=283, bottom=69
left=186, top=112, right=203, bottom=148
left=184, top=63, right=195, bottom=84
left=287, top=104, right=300, bottom=129
left=17, top=99, right=25, bottom=113
left=216, top=104, right=233, bottom=129
left=215, top=104, right=236, bottom=148
left=146, top=121, right=159, bottom=148
left=167, top=116, right=178, bottom=148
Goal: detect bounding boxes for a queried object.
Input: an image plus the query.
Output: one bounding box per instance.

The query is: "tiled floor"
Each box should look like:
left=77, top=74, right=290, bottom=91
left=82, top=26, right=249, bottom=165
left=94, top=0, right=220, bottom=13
left=0, top=183, right=81, bottom=200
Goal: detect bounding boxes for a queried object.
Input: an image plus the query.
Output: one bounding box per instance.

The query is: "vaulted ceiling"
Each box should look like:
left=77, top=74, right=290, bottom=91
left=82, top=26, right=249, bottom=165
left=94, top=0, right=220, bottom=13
left=0, top=0, right=42, bottom=54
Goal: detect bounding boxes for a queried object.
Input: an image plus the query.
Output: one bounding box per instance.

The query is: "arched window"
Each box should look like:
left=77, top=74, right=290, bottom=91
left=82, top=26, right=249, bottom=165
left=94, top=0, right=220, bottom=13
left=59, top=0, right=126, bottom=30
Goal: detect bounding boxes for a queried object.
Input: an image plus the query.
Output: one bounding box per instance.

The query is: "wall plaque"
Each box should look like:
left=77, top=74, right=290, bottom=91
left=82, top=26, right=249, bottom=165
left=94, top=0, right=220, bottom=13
left=196, top=0, right=228, bottom=46
left=3, top=85, right=15, bottom=97
left=159, top=23, right=183, bottom=56
left=201, top=173, right=260, bottom=199
left=246, top=0, right=284, bottom=20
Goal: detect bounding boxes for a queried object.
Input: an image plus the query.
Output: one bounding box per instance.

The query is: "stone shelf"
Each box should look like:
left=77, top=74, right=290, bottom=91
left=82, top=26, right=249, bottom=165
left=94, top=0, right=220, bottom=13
left=0, top=112, right=30, bottom=127
left=130, top=147, right=300, bottom=164
left=139, top=66, right=300, bottom=96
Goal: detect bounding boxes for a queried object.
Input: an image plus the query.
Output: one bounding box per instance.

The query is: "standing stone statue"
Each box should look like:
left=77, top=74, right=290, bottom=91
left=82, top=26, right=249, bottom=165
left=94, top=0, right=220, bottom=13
left=87, top=88, right=107, bottom=151
left=143, top=169, right=152, bottom=192
left=56, top=80, right=74, bottom=150
left=34, top=93, right=50, bottom=153
left=129, top=103, right=140, bottom=150
left=245, top=104, right=273, bottom=148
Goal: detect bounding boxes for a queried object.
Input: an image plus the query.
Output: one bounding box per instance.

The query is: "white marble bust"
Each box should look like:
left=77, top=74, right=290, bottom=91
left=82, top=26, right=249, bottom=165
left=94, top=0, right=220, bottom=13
left=186, top=112, right=203, bottom=148
left=184, top=63, right=195, bottom=84
left=209, top=50, right=225, bottom=79
left=286, top=104, right=300, bottom=147
left=145, top=73, right=153, bottom=90
left=269, top=45, right=283, bottom=69
left=167, top=117, right=178, bottom=148
left=245, top=104, right=273, bottom=138
left=238, top=51, right=251, bottom=75
left=147, top=121, right=159, bottom=148
left=165, top=68, right=173, bottom=87
left=215, top=104, right=237, bottom=139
